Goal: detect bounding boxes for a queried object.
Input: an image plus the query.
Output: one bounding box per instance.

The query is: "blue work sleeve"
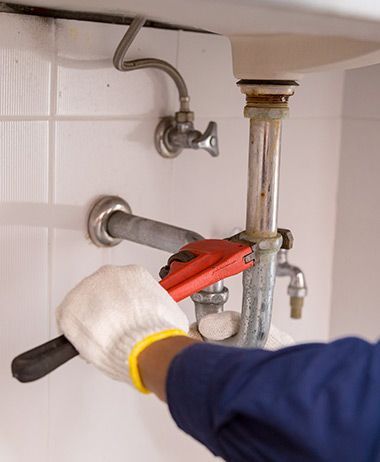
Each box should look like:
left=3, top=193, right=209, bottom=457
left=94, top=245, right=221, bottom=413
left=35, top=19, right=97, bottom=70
left=166, top=338, right=380, bottom=462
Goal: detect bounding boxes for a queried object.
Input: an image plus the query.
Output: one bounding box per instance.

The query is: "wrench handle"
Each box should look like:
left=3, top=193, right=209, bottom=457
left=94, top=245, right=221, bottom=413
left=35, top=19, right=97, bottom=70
left=11, top=335, right=78, bottom=383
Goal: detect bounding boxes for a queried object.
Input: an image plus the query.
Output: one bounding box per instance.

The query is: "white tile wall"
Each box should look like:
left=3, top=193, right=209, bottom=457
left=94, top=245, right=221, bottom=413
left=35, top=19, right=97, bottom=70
left=171, top=117, right=248, bottom=237
left=0, top=122, right=49, bottom=202
left=342, top=63, right=380, bottom=120
left=330, top=64, right=380, bottom=341
left=54, top=120, right=172, bottom=217
left=330, top=116, right=380, bottom=341
left=275, top=118, right=342, bottom=341
left=0, top=15, right=52, bottom=116
left=0, top=11, right=344, bottom=462
left=56, top=20, right=178, bottom=117
left=0, top=225, right=49, bottom=462
left=292, top=70, right=344, bottom=119
left=0, top=28, right=50, bottom=453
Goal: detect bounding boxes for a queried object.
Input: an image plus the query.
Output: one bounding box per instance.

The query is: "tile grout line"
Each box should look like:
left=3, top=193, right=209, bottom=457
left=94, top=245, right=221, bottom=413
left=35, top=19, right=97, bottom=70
left=328, top=71, right=348, bottom=339
left=46, top=18, right=58, bottom=462
left=168, top=29, right=181, bottom=224
left=0, top=114, right=185, bottom=122
left=0, top=114, right=346, bottom=122
left=0, top=114, right=166, bottom=121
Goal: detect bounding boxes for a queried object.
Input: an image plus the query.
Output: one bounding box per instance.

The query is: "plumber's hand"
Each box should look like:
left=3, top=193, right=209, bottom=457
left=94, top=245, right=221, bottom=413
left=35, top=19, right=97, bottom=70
left=189, top=311, right=295, bottom=350
left=56, top=265, right=189, bottom=391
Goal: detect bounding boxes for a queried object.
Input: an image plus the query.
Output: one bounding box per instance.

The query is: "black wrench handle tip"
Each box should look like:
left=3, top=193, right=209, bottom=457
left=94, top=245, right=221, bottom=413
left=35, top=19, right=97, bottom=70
left=11, top=335, right=78, bottom=383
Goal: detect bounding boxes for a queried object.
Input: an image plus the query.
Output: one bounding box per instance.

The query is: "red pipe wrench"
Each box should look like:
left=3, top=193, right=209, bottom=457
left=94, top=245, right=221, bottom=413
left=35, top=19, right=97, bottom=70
left=160, top=238, right=254, bottom=301
left=11, top=238, right=255, bottom=382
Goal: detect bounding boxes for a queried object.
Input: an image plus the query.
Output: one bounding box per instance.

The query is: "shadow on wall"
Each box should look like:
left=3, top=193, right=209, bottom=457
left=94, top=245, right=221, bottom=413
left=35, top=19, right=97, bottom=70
left=136, top=395, right=214, bottom=461
left=0, top=202, right=86, bottom=231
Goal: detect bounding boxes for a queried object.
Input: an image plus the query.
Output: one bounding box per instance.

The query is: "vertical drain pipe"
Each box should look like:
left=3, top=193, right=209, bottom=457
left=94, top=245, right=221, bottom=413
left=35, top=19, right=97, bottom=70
left=236, top=81, right=298, bottom=347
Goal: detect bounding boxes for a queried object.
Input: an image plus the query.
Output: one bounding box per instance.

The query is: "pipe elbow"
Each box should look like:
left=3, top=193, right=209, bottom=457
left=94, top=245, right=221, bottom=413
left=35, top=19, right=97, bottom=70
left=287, top=266, right=307, bottom=298
left=276, top=249, right=307, bottom=318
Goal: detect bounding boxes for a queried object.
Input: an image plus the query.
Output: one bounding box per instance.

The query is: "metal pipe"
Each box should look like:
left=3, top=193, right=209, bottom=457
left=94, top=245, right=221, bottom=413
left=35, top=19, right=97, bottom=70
left=236, top=81, right=298, bottom=347
left=191, top=280, right=229, bottom=322
left=106, top=209, right=227, bottom=321
left=276, top=249, right=307, bottom=319
left=237, top=235, right=282, bottom=346
left=245, top=118, right=281, bottom=238
left=113, top=17, right=219, bottom=159
left=107, top=210, right=202, bottom=254
left=88, top=196, right=228, bottom=324
left=113, top=16, right=190, bottom=112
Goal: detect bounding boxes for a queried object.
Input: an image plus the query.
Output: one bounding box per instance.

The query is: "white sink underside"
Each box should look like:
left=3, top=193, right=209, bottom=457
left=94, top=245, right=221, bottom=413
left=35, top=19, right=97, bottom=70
left=9, top=0, right=380, bottom=78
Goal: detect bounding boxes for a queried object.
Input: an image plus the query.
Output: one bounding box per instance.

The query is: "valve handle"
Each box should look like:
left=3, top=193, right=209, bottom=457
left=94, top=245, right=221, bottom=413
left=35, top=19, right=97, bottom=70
left=192, top=121, right=219, bottom=157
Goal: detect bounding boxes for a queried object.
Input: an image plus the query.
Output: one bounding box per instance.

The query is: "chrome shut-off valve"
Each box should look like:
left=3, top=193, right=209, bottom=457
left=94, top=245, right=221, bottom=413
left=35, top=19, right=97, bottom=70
left=155, top=113, right=219, bottom=159
left=113, top=16, right=219, bottom=160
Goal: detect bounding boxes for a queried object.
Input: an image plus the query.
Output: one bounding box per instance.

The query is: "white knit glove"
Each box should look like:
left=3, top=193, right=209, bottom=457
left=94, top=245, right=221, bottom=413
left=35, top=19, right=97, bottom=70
left=56, top=265, right=189, bottom=391
left=189, top=310, right=295, bottom=350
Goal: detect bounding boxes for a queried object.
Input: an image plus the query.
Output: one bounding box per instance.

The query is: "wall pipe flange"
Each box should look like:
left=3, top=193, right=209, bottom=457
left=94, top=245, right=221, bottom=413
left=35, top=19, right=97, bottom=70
left=88, top=195, right=132, bottom=247
left=155, top=116, right=183, bottom=159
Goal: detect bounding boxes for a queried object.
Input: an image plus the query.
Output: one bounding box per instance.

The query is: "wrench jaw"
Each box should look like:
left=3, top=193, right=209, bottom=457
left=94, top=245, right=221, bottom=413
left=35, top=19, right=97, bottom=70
left=159, top=239, right=255, bottom=302
left=225, top=234, right=256, bottom=265
left=243, top=248, right=256, bottom=264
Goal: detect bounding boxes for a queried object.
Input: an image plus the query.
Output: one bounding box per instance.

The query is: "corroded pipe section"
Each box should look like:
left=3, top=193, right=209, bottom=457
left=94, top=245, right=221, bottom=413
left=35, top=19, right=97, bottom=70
left=245, top=117, right=282, bottom=238
left=236, top=81, right=298, bottom=347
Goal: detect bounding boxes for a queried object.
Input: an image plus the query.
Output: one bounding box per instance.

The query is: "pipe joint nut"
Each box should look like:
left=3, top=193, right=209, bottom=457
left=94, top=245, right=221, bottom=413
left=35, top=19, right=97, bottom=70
left=288, top=285, right=307, bottom=298
left=243, top=106, right=289, bottom=120
left=278, top=228, right=294, bottom=250
left=191, top=286, right=229, bottom=305
left=257, top=235, right=282, bottom=251
left=175, top=111, right=194, bottom=123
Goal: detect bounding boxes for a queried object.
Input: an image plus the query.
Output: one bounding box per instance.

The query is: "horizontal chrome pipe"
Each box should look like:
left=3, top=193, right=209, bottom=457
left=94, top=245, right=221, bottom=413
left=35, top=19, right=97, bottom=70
left=108, top=210, right=202, bottom=254
left=107, top=211, right=226, bottom=321
left=88, top=196, right=227, bottom=322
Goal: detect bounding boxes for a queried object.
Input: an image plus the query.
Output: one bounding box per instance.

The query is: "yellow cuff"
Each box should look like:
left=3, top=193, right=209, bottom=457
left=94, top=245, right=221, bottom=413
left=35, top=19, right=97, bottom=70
left=128, top=329, right=188, bottom=394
